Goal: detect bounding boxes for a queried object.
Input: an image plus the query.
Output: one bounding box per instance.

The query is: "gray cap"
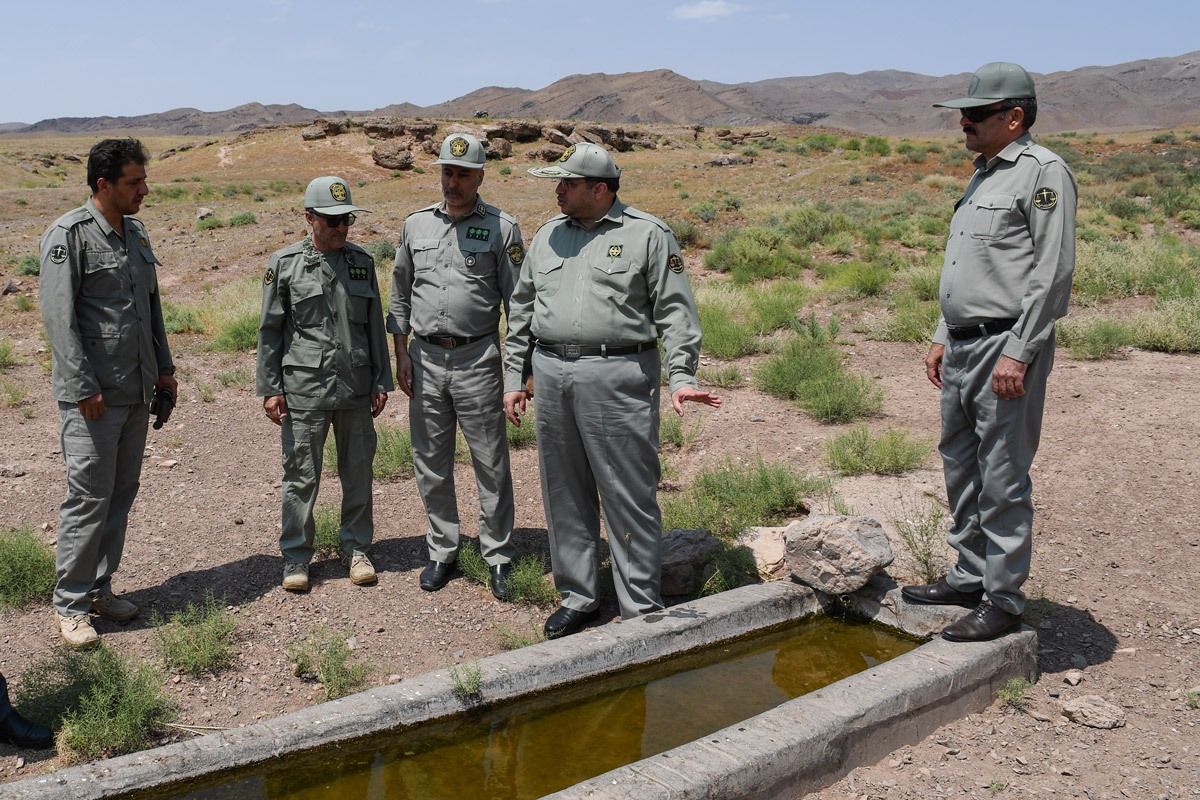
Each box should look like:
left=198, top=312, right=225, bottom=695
left=433, top=134, right=486, bottom=169
left=303, top=176, right=367, bottom=214
left=528, top=143, right=621, bottom=179
left=933, top=62, right=1036, bottom=109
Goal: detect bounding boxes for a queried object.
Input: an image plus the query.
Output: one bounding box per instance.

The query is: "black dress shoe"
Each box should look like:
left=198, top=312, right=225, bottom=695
left=0, top=708, right=55, bottom=750
left=419, top=560, right=455, bottom=592
left=901, top=577, right=984, bottom=608
left=490, top=563, right=512, bottom=600
left=544, top=606, right=602, bottom=638
left=941, top=600, right=1023, bottom=642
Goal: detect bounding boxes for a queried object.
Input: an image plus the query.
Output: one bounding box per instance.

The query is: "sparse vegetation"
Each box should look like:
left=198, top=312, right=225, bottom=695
left=825, top=424, right=930, bottom=476
left=0, top=525, right=56, bottom=609
left=0, top=337, right=18, bottom=370
left=15, top=253, right=40, bottom=276
left=287, top=624, right=371, bottom=701
left=998, top=677, right=1033, bottom=710
left=228, top=212, right=257, bottom=227
left=313, top=504, right=341, bottom=557
left=448, top=660, right=483, bottom=702
left=152, top=591, right=239, bottom=677
left=891, top=502, right=949, bottom=584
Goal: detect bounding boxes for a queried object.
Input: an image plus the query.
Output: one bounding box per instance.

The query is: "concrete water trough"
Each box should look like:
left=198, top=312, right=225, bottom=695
left=0, top=578, right=1035, bottom=800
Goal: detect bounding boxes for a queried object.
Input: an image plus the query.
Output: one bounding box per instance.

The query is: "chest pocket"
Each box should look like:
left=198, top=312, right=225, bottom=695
left=347, top=286, right=378, bottom=326
left=590, top=257, right=635, bottom=298
left=289, top=280, right=326, bottom=327
left=81, top=248, right=125, bottom=298
left=534, top=258, right=564, bottom=297
left=134, top=240, right=160, bottom=294
left=970, top=194, right=1020, bottom=241
left=460, top=239, right=497, bottom=275
left=411, top=239, right=441, bottom=271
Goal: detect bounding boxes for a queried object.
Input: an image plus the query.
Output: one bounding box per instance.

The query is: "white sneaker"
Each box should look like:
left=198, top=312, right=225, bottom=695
left=282, top=562, right=310, bottom=592
left=90, top=589, right=139, bottom=621
left=344, top=553, right=377, bottom=586
left=56, top=612, right=100, bottom=649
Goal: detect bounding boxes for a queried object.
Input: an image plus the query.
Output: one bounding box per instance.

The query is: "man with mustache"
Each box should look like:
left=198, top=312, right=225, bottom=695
left=902, top=63, right=1077, bottom=642
left=258, top=177, right=392, bottom=592
left=388, top=134, right=523, bottom=599
left=503, top=143, right=720, bottom=637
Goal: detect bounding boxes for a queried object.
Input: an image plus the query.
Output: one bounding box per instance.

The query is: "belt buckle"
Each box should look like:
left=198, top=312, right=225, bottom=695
left=437, top=335, right=457, bottom=348
left=564, top=344, right=582, bottom=359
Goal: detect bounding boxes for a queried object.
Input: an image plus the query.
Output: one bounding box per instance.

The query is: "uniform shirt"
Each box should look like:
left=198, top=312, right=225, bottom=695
left=256, top=239, right=394, bottom=410
left=387, top=198, right=524, bottom=339
left=503, top=198, right=701, bottom=395
left=39, top=199, right=173, bottom=405
left=935, top=133, right=1078, bottom=363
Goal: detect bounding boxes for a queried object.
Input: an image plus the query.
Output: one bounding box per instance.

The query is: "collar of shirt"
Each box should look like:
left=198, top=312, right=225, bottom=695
left=566, top=196, right=626, bottom=231
left=436, top=197, right=488, bottom=222
left=975, top=132, right=1035, bottom=174
left=85, top=198, right=121, bottom=239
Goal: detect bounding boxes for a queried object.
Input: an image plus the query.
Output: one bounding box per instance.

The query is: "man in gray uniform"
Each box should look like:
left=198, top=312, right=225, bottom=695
left=388, top=134, right=523, bottom=599
left=901, top=63, right=1077, bottom=642
left=39, top=138, right=177, bottom=648
left=257, top=177, right=393, bottom=592
left=502, top=143, right=721, bottom=637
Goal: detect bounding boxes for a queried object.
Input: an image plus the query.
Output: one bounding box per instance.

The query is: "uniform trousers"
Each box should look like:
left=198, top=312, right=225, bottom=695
left=940, top=329, right=1056, bottom=615
left=532, top=346, right=664, bottom=619
left=410, top=335, right=514, bottom=566
left=280, top=405, right=376, bottom=564
left=54, top=402, right=149, bottom=616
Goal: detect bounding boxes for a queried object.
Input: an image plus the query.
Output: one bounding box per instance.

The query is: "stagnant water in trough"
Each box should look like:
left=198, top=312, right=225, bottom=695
left=160, top=615, right=920, bottom=800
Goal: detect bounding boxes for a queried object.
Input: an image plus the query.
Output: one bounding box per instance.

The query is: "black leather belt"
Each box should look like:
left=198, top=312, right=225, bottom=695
left=945, top=319, right=1018, bottom=341
left=416, top=333, right=488, bottom=348
left=535, top=340, right=657, bottom=358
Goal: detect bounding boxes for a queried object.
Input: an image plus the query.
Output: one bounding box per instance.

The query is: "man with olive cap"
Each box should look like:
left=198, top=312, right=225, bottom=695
left=388, top=133, right=524, bottom=599
left=503, top=143, right=721, bottom=637
left=901, top=63, right=1077, bottom=642
left=257, top=177, right=393, bottom=592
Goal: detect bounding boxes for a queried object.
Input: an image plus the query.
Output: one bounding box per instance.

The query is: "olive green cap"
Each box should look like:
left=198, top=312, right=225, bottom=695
left=434, top=134, right=486, bottom=169
left=934, top=62, right=1036, bottom=109
left=528, top=143, right=621, bottom=179
left=303, top=176, right=367, bottom=214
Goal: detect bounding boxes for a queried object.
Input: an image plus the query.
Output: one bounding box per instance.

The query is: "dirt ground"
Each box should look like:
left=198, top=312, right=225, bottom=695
left=0, top=130, right=1198, bottom=798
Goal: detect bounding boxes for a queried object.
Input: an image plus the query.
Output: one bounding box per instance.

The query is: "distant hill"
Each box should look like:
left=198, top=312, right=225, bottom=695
left=7, top=52, right=1199, bottom=136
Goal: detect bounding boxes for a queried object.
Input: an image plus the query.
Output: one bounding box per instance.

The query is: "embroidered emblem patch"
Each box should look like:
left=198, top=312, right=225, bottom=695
left=560, top=144, right=576, bottom=163
left=449, top=137, right=469, bottom=157
left=668, top=253, right=685, bottom=273
left=49, top=244, right=67, bottom=264
left=467, top=227, right=490, bottom=241
left=507, top=243, right=525, bottom=265
left=330, top=182, right=348, bottom=202
left=348, top=265, right=369, bottom=281
left=1033, top=187, right=1058, bottom=210
left=263, top=267, right=275, bottom=285
left=139, top=237, right=148, bottom=247
left=608, top=244, right=622, bottom=260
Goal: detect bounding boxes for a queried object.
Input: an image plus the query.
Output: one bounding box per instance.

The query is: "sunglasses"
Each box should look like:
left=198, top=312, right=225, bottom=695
left=312, top=211, right=356, bottom=228
left=962, top=105, right=1011, bottom=124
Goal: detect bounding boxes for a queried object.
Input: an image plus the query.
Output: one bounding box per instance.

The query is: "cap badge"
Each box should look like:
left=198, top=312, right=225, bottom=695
left=560, top=144, right=576, bottom=163
left=449, top=137, right=469, bottom=157
left=330, top=182, right=348, bottom=202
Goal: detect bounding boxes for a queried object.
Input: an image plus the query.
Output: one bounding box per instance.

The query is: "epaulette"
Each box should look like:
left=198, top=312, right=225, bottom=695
left=1022, top=142, right=1064, bottom=167
left=623, top=206, right=672, bottom=233
left=406, top=201, right=442, bottom=219
left=344, top=241, right=372, bottom=259
left=51, top=205, right=93, bottom=232
left=477, top=200, right=519, bottom=227
left=534, top=213, right=569, bottom=234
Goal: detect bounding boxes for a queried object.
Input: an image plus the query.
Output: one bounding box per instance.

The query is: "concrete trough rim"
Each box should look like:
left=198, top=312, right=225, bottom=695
left=0, top=579, right=1035, bottom=800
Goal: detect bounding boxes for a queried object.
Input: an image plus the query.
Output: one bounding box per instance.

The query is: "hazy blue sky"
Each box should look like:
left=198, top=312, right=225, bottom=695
left=3, top=0, right=1195, bottom=123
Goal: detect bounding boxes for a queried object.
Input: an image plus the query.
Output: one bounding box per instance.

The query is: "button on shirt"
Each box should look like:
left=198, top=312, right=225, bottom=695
left=503, top=198, right=701, bottom=394
left=39, top=199, right=173, bottom=405
left=935, top=133, right=1078, bottom=363
left=387, top=199, right=523, bottom=339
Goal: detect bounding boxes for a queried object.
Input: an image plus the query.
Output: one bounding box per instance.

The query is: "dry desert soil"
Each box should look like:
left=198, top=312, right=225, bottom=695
left=0, top=124, right=1198, bottom=799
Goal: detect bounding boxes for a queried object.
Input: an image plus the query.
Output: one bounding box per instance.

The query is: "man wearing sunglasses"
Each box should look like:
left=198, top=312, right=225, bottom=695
left=388, top=134, right=523, bottom=599
left=257, top=177, right=393, bottom=592
left=902, top=63, right=1077, bottom=642
left=503, top=144, right=721, bottom=637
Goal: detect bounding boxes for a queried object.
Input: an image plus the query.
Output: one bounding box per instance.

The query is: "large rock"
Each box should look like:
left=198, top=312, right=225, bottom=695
left=484, top=137, right=512, bottom=160
left=1061, top=695, right=1126, bottom=729
left=660, top=529, right=719, bottom=597
left=737, top=525, right=790, bottom=579
left=372, top=141, right=414, bottom=170
left=483, top=121, right=543, bottom=143
left=302, top=117, right=352, bottom=141
left=784, top=514, right=894, bottom=595
left=543, top=128, right=573, bottom=147
left=529, top=144, right=567, bottom=163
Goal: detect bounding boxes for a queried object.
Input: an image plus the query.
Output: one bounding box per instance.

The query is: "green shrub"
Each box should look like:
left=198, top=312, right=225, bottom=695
left=196, top=216, right=225, bottom=231
left=744, top=281, right=809, bottom=334
left=0, top=337, right=17, bottom=370
left=704, top=226, right=807, bottom=283
left=660, top=413, right=703, bottom=450
left=699, top=542, right=761, bottom=596
left=498, top=165, right=512, bottom=176
left=287, top=625, right=371, bottom=701
left=892, top=502, right=949, bottom=584
left=12, top=294, right=34, bottom=312
left=797, top=374, right=884, bottom=424
left=696, top=365, right=744, bottom=388
left=15, top=254, right=40, bottom=276
left=507, top=411, right=537, bottom=448
left=152, top=591, right=238, bottom=677
left=458, top=539, right=558, bottom=606
left=667, top=218, right=701, bottom=249
left=755, top=329, right=882, bottom=423
left=162, top=301, right=205, bottom=334
left=998, top=677, right=1032, bottom=709
left=863, top=136, right=891, bottom=156
left=374, top=422, right=415, bottom=479
left=215, top=367, right=252, bottom=388
left=210, top=312, right=260, bottom=352
left=698, top=303, right=759, bottom=359
left=821, top=260, right=893, bottom=297
left=367, top=238, right=397, bottom=264
left=1058, top=317, right=1130, bottom=359
left=868, top=294, right=941, bottom=342
left=228, top=212, right=257, bottom=227
left=804, top=134, right=837, bottom=152
left=0, top=378, right=27, bottom=408
left=689, top=200, right=719, bottom=223
left=0, top=526, right=56, bottom=609
left=1126, top=298, right=1200, bottom=352
left=776, top=204, right=852, bottom=247
left=449, top=661, right=483, bottom=702
left=313, top=504, right=341, bottom=557
left=15, top=645, right=176, bottom=762
left=825, top=424, right=930, bottom=476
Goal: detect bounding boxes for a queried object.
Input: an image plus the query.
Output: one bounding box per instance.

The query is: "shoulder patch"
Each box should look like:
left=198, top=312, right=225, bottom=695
left=263, top=267, right=275, bottom=285
left=49, top=244, right=68, bottom=264
left=668, top=253, right=685, bottom=273
left=507, top=242, right=525, bottom=265
left=1033, top=187, right=1058, bottom=210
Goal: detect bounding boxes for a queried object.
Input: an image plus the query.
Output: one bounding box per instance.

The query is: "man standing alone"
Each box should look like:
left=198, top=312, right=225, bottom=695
left=902, top=63, right=1077, bottom=642
left=388, top=134, right=523, bottom=599
left=40, top=138, right=176, bottom=648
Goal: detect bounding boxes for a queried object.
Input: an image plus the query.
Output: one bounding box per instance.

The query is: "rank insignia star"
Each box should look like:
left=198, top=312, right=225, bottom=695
left=1033, top=187, right=1058, bottom=210
left=49, top=244, right=67, bottom=264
